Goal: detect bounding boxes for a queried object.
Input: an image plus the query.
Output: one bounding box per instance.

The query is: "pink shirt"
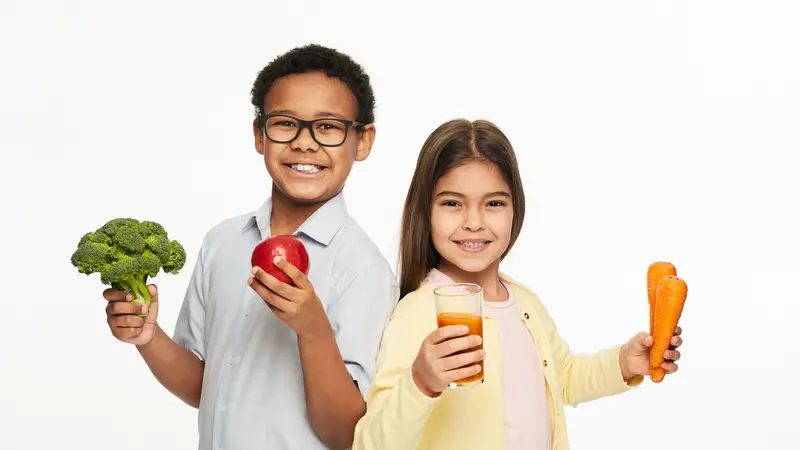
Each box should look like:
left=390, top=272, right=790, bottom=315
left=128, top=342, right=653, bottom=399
left=425, top=269, right=551, bottom=450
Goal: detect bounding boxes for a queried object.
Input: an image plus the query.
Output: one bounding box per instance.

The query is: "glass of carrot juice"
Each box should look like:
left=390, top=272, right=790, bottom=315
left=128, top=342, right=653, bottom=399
left=433, top=283, right=484, bottom=387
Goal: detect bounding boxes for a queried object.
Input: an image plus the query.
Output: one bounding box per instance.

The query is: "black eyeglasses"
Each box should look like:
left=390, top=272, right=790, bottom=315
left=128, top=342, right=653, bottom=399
left=261, top=113, right=365, bottom=147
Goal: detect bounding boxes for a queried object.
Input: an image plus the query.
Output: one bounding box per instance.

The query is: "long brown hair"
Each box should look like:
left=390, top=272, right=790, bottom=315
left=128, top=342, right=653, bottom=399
left=398, top=119, right=526, bottom=298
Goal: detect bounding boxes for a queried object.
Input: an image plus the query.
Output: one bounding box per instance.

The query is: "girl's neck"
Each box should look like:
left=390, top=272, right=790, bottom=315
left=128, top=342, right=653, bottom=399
left=437, top=260, right=508, bottom=302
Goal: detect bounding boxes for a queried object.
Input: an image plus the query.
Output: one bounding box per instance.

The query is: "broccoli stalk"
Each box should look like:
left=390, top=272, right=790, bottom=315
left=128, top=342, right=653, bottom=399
left=112, top=278, right=152, bottom=310
left=71, top=218, right=187, bottom=317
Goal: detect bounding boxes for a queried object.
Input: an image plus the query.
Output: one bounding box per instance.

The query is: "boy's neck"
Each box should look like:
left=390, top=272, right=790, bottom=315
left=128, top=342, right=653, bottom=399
left=268, top=184, right=327, bottom=236
left=437, top=260, right=508, bottom=302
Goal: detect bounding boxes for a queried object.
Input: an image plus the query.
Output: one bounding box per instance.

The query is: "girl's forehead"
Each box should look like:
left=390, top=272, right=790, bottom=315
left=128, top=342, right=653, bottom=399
left=435, top=161, right=510, bottom=195
left=437, top=161, right=507, bottom=185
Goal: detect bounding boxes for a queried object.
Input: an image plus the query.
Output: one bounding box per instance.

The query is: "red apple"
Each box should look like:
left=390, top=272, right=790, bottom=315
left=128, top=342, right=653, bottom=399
left=251, top=235, right=310, bottom=286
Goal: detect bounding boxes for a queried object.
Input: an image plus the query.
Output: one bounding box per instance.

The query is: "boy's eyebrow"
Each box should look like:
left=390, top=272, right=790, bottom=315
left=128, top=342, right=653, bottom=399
left=315, top=111, right=347, bottom=119
left=435, top=191, right=511, bottom=198
left=268, top=109, right=348, bottom=120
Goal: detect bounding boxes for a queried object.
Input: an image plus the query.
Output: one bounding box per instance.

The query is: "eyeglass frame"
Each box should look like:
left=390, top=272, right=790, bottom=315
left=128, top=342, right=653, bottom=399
left=259, top=113, right=366, bottom=147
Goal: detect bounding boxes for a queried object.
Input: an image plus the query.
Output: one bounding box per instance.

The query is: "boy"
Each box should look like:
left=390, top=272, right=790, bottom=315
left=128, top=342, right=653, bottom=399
left=102, top=44, right=399, bottom=450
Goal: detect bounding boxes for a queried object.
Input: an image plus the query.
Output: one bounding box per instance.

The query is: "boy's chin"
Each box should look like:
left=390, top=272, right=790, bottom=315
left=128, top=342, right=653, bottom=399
left=273, top=181, right=340, bottom=206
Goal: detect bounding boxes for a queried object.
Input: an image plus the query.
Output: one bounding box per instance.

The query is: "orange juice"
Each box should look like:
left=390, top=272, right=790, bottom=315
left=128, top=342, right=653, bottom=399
left=436, top=312, right=484, bottom=384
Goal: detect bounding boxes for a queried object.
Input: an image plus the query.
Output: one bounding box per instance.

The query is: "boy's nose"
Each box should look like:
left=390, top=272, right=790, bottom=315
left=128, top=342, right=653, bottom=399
left=291, top=127, right=320, bottom=152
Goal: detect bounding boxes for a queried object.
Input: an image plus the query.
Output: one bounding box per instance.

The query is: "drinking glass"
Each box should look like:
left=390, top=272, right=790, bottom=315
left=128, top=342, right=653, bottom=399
left=434, top=283, right=484, bottom=387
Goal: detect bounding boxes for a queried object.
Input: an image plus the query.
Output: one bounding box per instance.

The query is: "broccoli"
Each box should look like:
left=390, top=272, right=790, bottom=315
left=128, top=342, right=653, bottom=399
left=71, top=218, right=187, bottom=316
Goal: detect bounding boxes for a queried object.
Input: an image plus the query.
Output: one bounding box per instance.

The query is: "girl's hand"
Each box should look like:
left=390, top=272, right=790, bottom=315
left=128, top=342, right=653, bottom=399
left=620, top=326, right=683, bottom=380
left=411, top=325, right=485, bottom=398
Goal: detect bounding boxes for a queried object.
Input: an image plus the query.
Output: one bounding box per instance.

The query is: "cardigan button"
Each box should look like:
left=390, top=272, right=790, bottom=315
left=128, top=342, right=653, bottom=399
left=523, top=312, right=530, bottom=319
left=543, top=360, right=548, bottom=367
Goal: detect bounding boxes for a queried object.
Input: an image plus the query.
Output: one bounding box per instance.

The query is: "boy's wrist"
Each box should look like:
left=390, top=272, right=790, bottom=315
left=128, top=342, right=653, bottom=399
left=135, top=323, right=161, bottom=349
left=296, top=320, right=334, bottom=344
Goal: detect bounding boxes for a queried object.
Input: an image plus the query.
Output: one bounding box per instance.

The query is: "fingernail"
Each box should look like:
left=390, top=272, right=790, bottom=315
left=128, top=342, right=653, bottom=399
left=141, top=305, right=149, bottom=313
left=125, top=293, right=133, bottom=301
left=273, top=256, right=282, bottom=265
left=251, top=267, right=258, bottom=275
left=474, top=336, right=482, bottom=345
left=480, top=350, right=487, bottom=357
left=247, top=277, right=254, bottom=285
left=460, top=325, right=469, bottom=333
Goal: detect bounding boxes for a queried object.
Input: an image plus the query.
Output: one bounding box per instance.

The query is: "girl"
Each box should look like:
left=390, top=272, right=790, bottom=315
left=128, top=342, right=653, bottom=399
left=352, top=119, right=683, bottom=450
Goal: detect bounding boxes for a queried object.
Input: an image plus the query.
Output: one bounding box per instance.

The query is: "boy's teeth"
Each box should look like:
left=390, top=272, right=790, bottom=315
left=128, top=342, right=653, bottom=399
left=291, top=164, right=322, bottom=174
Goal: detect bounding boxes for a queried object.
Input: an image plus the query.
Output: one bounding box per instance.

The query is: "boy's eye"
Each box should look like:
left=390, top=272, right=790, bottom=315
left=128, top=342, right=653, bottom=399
left=270, top=120, right=296, bottom=128
left=314, top=120, right=344, bottom=133
left=315, top=120, right=345, bottom=131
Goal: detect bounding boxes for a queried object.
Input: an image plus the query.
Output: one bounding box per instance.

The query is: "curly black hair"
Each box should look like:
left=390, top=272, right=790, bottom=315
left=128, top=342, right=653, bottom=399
left=250, top=44, right=376, bottom=128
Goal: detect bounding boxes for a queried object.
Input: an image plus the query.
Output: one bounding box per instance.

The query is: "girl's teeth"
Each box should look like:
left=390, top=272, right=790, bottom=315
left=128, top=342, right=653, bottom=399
left=291, top=164, right=322, bottom=174
left=462, top=242, right=485, bottom=248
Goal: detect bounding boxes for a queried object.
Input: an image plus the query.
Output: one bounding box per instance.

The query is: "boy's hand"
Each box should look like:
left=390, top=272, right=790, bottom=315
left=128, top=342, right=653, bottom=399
left=411, top=325, right=485, bottom=398
left=103, top=285, right=159, bottom=346
left=248, top=257, right=329, bottom=340
left=620, top=326, right=683, bottom=381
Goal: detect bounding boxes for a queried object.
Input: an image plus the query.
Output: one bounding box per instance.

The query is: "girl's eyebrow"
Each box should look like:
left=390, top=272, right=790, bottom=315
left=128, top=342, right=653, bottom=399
left=435, top=190, right=511, bottom=198
left=435, top=191, right=465, bottom=198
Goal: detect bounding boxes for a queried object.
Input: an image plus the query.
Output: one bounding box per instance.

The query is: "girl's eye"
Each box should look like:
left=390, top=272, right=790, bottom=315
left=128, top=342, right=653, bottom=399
left=442, top=200, right=460, bottom=207
left=487, top=200, right=506, bottom=207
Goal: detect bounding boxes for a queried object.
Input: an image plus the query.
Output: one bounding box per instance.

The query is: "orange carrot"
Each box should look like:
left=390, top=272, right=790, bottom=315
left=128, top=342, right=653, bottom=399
left=647, top=262, right=676, bottom=337
left=649, top=275, right=688, bottom=383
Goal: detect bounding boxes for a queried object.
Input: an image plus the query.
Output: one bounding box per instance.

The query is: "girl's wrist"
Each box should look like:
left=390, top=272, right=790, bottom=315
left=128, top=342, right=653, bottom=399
left=618, top=343, right=634, bottom=380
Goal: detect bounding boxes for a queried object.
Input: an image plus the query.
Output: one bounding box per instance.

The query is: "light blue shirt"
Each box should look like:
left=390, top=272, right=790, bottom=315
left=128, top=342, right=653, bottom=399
left=173, top=192, right=399, bottom=450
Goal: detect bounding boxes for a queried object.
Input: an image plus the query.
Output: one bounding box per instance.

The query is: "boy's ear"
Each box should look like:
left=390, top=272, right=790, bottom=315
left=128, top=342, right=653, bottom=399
left=253, top=118, right=265, bottom=155
left=354, top=124, right=377, bottom=162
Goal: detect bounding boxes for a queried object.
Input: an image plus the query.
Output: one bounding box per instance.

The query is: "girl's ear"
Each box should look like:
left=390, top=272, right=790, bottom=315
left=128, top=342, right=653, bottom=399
left=355, top=124, right=377, bottom=162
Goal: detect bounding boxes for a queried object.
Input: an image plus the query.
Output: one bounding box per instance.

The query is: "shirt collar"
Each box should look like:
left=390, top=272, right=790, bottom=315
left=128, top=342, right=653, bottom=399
left=241, top=191, right=348, bottom=246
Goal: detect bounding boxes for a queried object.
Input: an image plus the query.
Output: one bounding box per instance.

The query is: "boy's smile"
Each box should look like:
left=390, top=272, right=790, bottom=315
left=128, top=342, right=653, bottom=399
left=254, top=71, right=375, bottom=206
left=286, top=163, right=326, bottom=175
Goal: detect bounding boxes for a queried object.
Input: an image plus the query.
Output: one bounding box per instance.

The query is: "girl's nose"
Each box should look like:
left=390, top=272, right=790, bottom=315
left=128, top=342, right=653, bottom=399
left=462, top=207, right=485, bottom=231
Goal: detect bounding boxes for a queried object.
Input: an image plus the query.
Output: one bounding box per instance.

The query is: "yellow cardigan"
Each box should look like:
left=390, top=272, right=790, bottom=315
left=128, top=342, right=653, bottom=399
left=352, top=273, right=643, bottom=450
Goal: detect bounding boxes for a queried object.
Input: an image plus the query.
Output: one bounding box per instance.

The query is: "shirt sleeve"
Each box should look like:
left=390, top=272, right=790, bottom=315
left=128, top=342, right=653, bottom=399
left=351, top=294, right=440, bottom=450
left=540, top=306, right=642, bottom=406
left=172, top=245, right=207, bottom=361
left=328, top=264, right=399, bottom=399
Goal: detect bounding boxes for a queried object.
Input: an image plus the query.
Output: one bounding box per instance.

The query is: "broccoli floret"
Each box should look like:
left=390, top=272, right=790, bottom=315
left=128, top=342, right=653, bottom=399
left=100, top=218, right=140, bottom=236
left=114, top=226, right=146, bottom=253
left=71, top=241, right=111, bottom=274
left=145, top=233, right=171, bottom=263
left=140, top=220, right=166, bottom=236
left=138, top=251, right=162, bottom=278
left=162, top=240, right=186, bottom=274
left=70, top=218, right=187, bottom=316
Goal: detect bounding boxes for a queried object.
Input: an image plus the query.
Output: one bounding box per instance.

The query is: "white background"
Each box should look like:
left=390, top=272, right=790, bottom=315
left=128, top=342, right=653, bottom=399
left=2, top=0, right=798, bottom=449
